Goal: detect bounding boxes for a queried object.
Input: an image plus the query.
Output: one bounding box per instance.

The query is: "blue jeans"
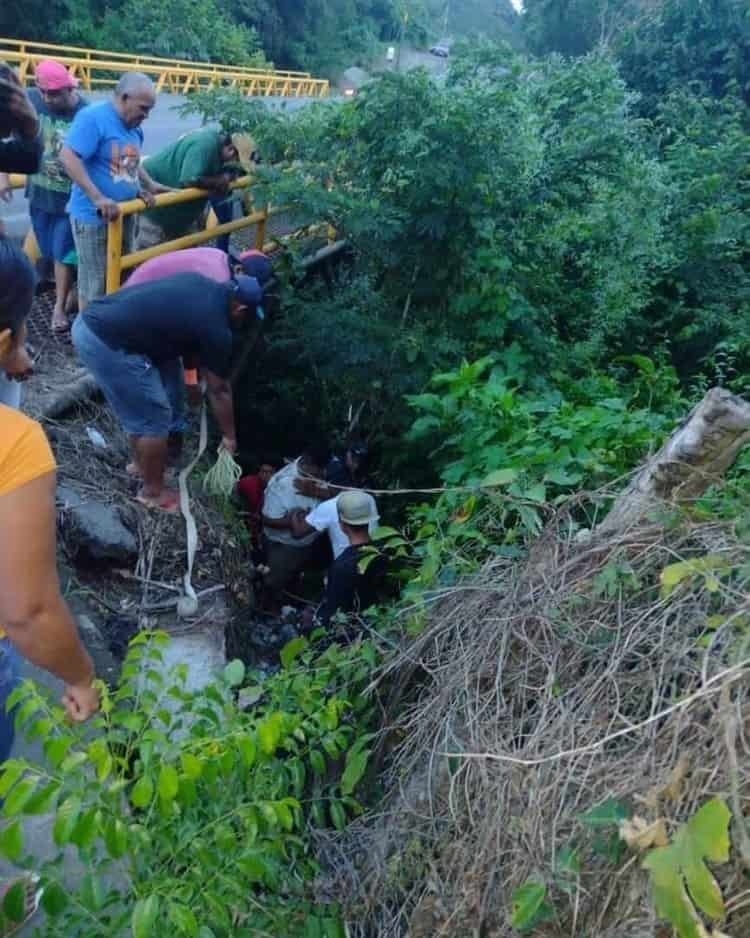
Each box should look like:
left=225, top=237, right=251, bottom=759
left=0, top=639, right=21, bottom=764
left=0, top=372, right=22, bottom=409
left=209, top=194, right=235, bottom=254
left=72, top=316, right=185, bottom=436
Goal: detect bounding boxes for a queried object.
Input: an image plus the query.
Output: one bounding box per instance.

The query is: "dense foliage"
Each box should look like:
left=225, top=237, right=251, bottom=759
left=181, top=37, right=749, bottom=477
left=523, top=0, right=750, bottom=113
left=0, top=631, right=378, bottom=936
left=2, top=0, right=517, bottom=72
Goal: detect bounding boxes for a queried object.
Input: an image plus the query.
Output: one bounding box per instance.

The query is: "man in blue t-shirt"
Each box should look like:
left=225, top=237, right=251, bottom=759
left=61, top=72, right=169, bottom=311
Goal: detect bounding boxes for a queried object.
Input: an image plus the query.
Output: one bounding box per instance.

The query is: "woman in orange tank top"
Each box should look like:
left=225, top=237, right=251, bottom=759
left=0, top=240, right=100, bottom=928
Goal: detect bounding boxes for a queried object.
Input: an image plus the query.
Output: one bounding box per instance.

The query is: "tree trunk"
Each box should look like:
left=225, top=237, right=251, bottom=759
left=599, top=386, right=750, bottom=534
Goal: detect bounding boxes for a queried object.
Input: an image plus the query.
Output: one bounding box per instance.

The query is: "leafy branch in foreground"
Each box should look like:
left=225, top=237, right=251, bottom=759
left=0, top=630, right=380, bottom=937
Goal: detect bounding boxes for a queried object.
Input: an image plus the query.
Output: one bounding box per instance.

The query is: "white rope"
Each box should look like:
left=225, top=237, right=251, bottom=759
left=177, top=394, right=208, bottom=615
left=442, top=658, right=750, bottom=767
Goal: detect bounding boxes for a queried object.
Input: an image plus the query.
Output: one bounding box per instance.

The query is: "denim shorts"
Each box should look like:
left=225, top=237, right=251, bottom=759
left=0, top=638, right=21, bottom=765
left=30, top=206, right=75, bottom=263
left=0, top=371, right=22, bottom=409
left=72, top=316, right=185, bottom=437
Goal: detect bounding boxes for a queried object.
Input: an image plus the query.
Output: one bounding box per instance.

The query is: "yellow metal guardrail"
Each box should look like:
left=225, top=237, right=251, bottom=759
left=105, top=177, right=279, bottom=293
left=6, top=173, right=334, bottom=289
left=1, top=37, right=329, bottom=97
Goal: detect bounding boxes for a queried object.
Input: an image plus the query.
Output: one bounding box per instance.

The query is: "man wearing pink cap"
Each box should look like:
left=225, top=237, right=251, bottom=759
left=25, top=61, right=87, bottom=332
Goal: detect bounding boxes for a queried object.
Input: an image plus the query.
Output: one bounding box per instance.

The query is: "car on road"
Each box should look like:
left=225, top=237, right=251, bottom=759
left=429, top=43, right=450, bottom=58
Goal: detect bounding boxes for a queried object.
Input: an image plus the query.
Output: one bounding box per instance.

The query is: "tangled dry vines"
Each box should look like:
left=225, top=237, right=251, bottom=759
left=322, top=387, right=750, bottom=937
left=330, top=510, right=750, bottom=937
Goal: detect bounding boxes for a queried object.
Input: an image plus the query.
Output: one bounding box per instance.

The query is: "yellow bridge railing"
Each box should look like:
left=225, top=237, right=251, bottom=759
left=105, top=177, right=278, bottom=293
left=1, top=37, right=330, bottom=98
left=7, top=174, right=335, bottom=290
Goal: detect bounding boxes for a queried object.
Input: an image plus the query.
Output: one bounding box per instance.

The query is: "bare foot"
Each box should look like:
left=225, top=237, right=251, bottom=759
left=135, top=489, right=180, bottom=514
left=50, top=308, right=69, bottom=334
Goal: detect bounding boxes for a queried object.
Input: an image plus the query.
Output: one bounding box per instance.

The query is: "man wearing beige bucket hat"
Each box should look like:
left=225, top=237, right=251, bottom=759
left=136, top=129, right=256, bottom=249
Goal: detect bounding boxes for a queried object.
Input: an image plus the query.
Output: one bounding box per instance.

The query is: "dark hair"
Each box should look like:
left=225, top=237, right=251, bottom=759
left=0, top=240, right=37, bottom=337
left=301, top=443, right=330, bottom=471
left=348, top=439, right=369, bottom=461
left=220, top=132, right=233, bottom=148
left=258, top=453, right=281, bottom=470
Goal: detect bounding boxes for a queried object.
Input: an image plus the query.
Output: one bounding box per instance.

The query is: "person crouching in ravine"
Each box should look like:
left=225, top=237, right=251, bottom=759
left=72, top=271, right=263, bottom=512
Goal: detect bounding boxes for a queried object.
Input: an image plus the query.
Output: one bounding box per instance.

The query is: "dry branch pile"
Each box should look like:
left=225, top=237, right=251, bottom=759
left=325, top=392, right=750, bottom=938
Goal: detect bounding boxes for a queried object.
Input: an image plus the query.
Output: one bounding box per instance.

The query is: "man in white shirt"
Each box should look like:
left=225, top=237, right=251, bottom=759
left=261, top=444, right=329, bottom=608
left=292, top=491, right=379, bottom=559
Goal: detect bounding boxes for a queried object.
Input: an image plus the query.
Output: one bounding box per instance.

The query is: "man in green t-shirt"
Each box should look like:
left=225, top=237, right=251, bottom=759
left=136, top=130, right=254, bottom=249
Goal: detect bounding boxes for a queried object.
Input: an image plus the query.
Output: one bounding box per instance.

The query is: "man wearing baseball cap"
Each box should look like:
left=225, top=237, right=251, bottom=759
left=0, top=60, right=87, bottom=332
left=126, top=245, right=273, bottom=295
left=72, top=271, right=261, bottom=512
left=315, top=489, right=386, bottom=627
left=137, top=129, right=256, bottom=249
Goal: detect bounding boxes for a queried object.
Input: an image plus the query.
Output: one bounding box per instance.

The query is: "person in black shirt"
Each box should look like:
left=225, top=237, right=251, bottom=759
left=0, top=65, right=41, bottom=176
left=326, top=439, right=371, bottom=490
left=71, top=271, right=263, bottom=512
left=317, top=490, right=386, bottom=628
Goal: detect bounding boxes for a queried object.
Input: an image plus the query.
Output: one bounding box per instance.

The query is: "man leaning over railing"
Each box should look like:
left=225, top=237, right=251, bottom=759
left=59, top=71, right=172, bottom=311
left=136, top=129, right=256, bottom=251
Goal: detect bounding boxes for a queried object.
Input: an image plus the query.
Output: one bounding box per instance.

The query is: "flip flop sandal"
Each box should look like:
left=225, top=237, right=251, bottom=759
left=0, top=874, right=42, bottom=937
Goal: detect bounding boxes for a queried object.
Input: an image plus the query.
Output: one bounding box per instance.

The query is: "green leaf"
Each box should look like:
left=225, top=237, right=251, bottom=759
left=0, top=762, right=24, bottom=798
left=132, top=895, right=160, bottom=938
left=257, top=713, right=283, bottom=755
left=643, top=798, right=731, bottom=937
left=40, top=881, right=68, bottom=917
left=660, top=555, right=731, bottom=598
left=2, top=881, right=25, bottom=923
left=3, top=778, right=36, bottom=816
left=70, top=809, right=99, bottom=850
left=310, top=750, right=326, bottom=777
left=341, top=749, right=369, bottom=796
left=53, top=796, right=81, bottom=846
left=131, top=776, right=154, bottom=809
left=24, top=781, right=60, bottom=816
left=579, top=798, right=629, bottom=827
left=157, top=765, right=179, bottom=802
left=280, top=636, right=308, bottom=670
left=0, top=819, right=23, bottom=861
left=169, top=901, right=199, bottom=937
left=237, top=735, right=256, bottom=768
left=481, top=468, right=517, bottom=487
left=104, top=818, right=128, bottom=859
left=224, top=659, right=246, bottom=687
left=510, top=880, right=549, bottom=931
left=275, top=802, right=294, bottom=831
left=79, top=872, right=104, bottom=912
left=330, top=800, right=346, bottom=831
left=180, top=753, right=204, bottom=780
left=44, top=737, right=75, bottom=769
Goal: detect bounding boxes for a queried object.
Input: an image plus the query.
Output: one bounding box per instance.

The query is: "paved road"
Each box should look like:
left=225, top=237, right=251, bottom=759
left=2, top=91, right=321, bottom=241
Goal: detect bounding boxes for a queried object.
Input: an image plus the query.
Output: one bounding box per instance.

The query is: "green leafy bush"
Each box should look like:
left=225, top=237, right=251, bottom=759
left=0, top=631, right=379, bottom=937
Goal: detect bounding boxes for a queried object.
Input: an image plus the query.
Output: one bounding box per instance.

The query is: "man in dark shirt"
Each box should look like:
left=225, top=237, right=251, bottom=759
left=0, top=65, right=41, bottom=176
left=71, top=271, right=263, bottom=512
left=326, top=440, right=371, bottom=489
left=317, top=490, right=386, bottom=628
